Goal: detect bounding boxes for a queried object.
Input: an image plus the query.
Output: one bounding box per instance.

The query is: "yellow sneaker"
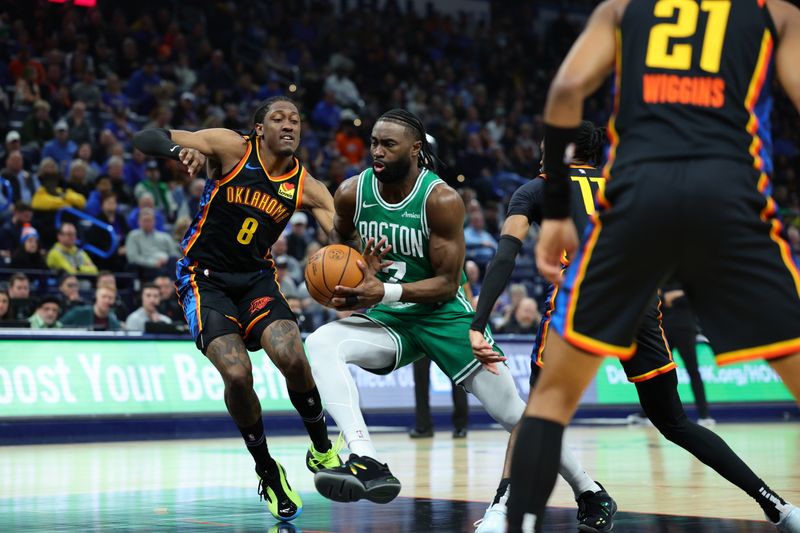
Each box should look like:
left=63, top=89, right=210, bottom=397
left=305, top=433, right=344, bottom=473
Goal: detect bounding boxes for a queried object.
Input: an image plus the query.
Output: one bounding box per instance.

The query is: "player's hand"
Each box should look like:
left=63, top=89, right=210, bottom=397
left=331, top=238, right=393, bottom=310
left=470, top=329, right=506, bottom=375
left=179, top=148, right=206, bottom=178
left=536, top=218, right=579, bottom=284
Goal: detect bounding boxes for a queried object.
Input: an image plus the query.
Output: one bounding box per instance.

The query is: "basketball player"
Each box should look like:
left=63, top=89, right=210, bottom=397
left=132, top=96, right=343, bottom=522
left=304, top=109, right=612, bottom=530
left=471, top=121, right=797, bottom=533
left=507, top=0, right=800, bottom=531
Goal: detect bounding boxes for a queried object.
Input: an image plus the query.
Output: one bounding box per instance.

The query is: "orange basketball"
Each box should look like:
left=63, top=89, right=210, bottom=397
left=304, top=244, right=365, bottom=307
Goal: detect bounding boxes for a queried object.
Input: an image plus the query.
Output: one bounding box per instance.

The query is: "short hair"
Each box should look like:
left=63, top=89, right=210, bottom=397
left=252, top=96, right=298, bottom=125
left=8, top=272, right=29, bottom=286
left=141, top=282, right=159, bottom=295
left=37, top=296, right=61, bottom=309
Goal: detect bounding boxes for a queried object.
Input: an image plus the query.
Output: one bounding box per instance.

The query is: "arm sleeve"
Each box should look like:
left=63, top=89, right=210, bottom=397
left=132, top=129, right=182, bottom=161
left=470, top=235, right=522, bottom=332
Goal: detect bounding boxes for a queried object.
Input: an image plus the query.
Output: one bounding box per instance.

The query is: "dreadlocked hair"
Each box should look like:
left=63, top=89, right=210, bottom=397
left=377, top=108, right=443, bottom=171
left=246, top=95, right=298, bottom=138
left=573, top=120, right=607, bottom=167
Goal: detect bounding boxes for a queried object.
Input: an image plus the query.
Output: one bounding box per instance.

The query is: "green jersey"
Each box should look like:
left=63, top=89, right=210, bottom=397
left=353, top=168, right=470, bottom=318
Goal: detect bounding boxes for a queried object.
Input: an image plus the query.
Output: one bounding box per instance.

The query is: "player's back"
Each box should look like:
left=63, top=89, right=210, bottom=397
left=610, top=0, right=776, bottom=175
left=512, top=165, right=604, bottom=238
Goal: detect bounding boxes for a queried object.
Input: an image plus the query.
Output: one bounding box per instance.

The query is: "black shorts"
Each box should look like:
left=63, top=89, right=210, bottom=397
left=175, top=257, right=296, bottom=353
left=531, top=294, right=675, bottom=387
left=549, top=158, right=800, bottom=365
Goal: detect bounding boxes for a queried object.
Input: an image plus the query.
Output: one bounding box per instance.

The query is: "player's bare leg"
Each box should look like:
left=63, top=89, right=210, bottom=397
left=768, top=353, right=800, bottom=406
left=261, top=320, right=342, bottom=472
left=507, top=333, right=604, bottom=533
left=205, top=333, right=302, bottom=521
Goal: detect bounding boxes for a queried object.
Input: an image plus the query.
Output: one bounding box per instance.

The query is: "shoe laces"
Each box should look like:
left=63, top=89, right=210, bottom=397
left=309, top=433, right=345, bottom=469
left=473, top=502, right=507, bottom=528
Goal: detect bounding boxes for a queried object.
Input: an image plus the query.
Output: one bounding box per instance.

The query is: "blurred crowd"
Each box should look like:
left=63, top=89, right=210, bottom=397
left=0, top=0, right=797, bottom=334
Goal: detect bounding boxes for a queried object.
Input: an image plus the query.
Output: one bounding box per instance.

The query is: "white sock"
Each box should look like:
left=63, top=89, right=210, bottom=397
left=559, top=444, right=602, bottom=497
left=305, top=319, right=398, bottom=463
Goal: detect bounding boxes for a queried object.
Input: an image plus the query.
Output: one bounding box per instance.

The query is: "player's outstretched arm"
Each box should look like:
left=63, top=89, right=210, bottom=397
left=133, top=127, right=246, bottom=175
left=330, top=176, right=361, bottom=251
left=299, top=174, right=335, bottom=238
left=770, top=0, right=800, bottom=111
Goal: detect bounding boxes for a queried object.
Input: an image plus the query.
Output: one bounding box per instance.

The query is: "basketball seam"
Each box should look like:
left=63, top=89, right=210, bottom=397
left=333, top=246, right=352, bottom=294
left=305, top=263, right=332, bottom=306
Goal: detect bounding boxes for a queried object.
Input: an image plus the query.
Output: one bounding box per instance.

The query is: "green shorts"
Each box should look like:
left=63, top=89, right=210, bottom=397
left=356, top=308, right=502, bottom=384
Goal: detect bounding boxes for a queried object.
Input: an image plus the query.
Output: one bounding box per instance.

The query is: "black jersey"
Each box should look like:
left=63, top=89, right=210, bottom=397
left=180, top=136, right=307, bottom=272
left=508, top=165, right=604, bottom=236
left=609, top=0, right=776, bottom=175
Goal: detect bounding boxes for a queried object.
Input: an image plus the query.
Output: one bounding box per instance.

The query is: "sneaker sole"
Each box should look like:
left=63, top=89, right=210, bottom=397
left=314, top=471, right=401, bottom=504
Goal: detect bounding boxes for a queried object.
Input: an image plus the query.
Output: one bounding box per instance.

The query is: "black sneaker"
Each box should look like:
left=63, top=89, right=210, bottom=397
left=314, top=453, right=401, bottom=504
left=576, top=482, right=617, bottom=532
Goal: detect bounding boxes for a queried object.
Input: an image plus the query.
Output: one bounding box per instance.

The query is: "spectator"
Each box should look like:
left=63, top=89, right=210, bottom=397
left=46, top=222, right=99, bottom=275
left=272, top=236, right=302, bottom=283
left=42, top=120, right=79, bottom=172
left=153, top=274, right=183, bottom=323
left=104, top=106, right=136, bottom=146
left=127, top=192, right=167, bottom=231
left=57, top=273, right=85, bottom=312
left=84, top=193, right=128, bottom=271
left=125, top=208, right=177, bottom=274
left=311, top=90, right=342, bottom=132
left=84, top=175, right=113, bottom=217
left=464, top=260, right=481, bottom=305
left=65, top=101, right=93, bottom=145
left=102, top=73, right=129, bottom=112
left=31, top=158, right=87, bottom=211
left=494, top=283, right=529, bottom=331
left=124, top=149, right=147, bottom=189
left=275, top=255, right=300, bottom=298
left=173, top=91, right=199, bottom=130
left=176, top=178, right=204, bottom=220
left=7, top=272, right=34, bottom=320
left=1, top=130, right=23, bottom=168
left=286, top=212, right=310, bottom=262
left=14, top=66, right=41, bottom=107
left=61, top=285, right=121, bottom=331
left=2, top=151, right=39, bottom=205
left=0, top=289, right=11, bottom=321
left=96, top=270, right=130, bottom=321
left=287, top=296, right=315, bottom=333
left=10, top=224, right=47, bottom=270
left=28, top=296, right=63, bottom=329
left=335, top=118, right=366, bottom=166
left=66, top=159, right=91, bottom=197
left=0, top=202, right=35, bottom=259
left=21, top=99, right=54, bottom=148
left=323, top=65, right=363, bottom=110
left=464, top=209, right=498, bottom=267
left=498, top=297, right=541, bottom=334
left=125, top=58, right=161, bottom=114
left=9, top=47, right=45, bottom=84
left=125, top=283, right=172, bottom=331
left=70, top=143, right=101, bottom=182
left=70, top=67, right=102, bottom=110
left=198, top=50, right=235, bottom=98
left=134, top=160, right=177, bottom=220
left=103, top=155, right=134, bottom=205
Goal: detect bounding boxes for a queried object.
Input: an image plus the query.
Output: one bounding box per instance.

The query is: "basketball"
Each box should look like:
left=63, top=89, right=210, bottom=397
left=304, top=244, right=365, bottom=307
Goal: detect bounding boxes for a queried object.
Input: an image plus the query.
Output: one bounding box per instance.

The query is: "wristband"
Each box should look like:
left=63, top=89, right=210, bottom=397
left=381, top=283, right=403, bottom=303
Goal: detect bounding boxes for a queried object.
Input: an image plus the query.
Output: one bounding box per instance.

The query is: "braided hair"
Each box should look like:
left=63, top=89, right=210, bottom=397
left=573, top=120, right=607, bottom=167
left=377, top=108, right=443, bottom=171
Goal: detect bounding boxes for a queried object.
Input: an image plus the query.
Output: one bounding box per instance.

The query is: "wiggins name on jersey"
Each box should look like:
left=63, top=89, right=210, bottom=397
left=180, top=135, right=307, bottom=272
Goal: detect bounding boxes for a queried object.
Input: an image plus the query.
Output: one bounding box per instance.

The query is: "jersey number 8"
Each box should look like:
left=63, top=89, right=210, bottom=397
left=237, top=217, right=259, bottom=245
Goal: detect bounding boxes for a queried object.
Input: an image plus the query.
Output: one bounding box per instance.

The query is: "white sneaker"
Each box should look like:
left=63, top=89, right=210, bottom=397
left=698, top=417, right=716, bottom=427
left=773, top=502, right=800, bottom=533
left=474, top=502, right=507, bottom=533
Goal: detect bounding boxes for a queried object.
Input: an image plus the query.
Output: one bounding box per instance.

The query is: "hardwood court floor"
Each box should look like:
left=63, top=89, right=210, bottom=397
left=0, top=423, right=797, bottom=532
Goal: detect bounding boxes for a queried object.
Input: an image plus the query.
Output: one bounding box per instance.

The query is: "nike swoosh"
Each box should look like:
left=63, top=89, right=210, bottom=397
left=170, top=146, right=179, bottom=153
left=245, top=162, right=261, bottom=170
left=362, top=202, right=378, bottom=208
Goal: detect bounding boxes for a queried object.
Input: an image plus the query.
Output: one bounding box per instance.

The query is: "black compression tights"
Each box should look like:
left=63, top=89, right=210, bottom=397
left=635, top=371, right=784, bottom=521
